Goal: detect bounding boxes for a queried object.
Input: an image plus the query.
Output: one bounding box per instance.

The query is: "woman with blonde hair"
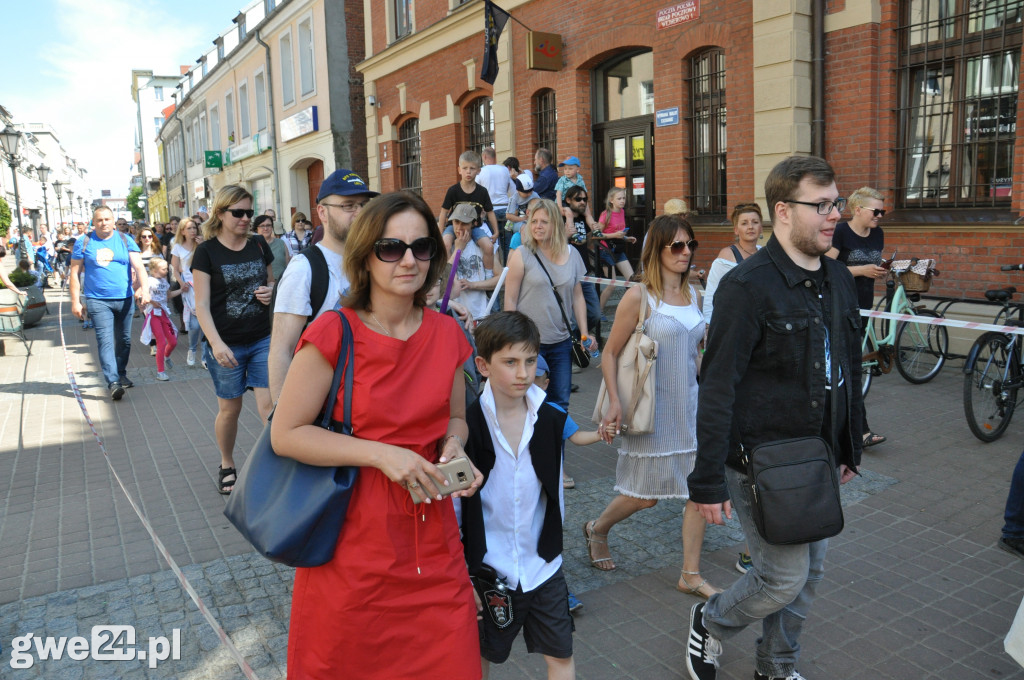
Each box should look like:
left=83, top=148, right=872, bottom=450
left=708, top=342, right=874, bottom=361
left=504, top=198, right=592, bottom=410
left=584, top=214, right=718, bottom=599
left=284, top=211, right=312, bottom=255
left=192, top=185, right=275, bottom=494
left=272, top=191, right=483, bottom=678
left=703, top=202, right=764, bottom=322
left=170, top=217, right=205, bottom=367
left=596, top=186, right=637, bottom=310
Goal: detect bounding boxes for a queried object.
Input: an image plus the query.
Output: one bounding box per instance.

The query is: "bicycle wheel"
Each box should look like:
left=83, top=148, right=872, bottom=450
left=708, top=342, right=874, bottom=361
left=963, top=332, right=1020, bottom=442
left=894, top=309, right=948, bottom=383
left=861, top=363, right=872, bottom=397
left=872, top=295, right=889, bottom=340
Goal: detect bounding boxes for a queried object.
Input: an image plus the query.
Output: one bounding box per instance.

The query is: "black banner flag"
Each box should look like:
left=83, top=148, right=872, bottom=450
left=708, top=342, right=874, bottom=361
left=482, top=0, right=511, bottom=85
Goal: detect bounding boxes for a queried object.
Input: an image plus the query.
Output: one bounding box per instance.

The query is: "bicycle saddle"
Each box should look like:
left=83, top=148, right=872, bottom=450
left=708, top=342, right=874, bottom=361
left=985, top=287, right=1017, bottom=302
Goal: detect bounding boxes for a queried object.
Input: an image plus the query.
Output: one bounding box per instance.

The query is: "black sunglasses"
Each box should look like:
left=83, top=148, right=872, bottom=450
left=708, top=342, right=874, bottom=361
left=572, top=196, right=588, bottom=203
left=864, top=208, right=886, bottom=217
left=226, top=208, right=255, bottom=219
left=665, top=239, right=699, bottom=254
left=373, top=237, right=437, bottom=262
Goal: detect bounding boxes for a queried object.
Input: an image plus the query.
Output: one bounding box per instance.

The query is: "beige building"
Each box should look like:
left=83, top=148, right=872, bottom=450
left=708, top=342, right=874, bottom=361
left=155, top=0, right=366, bottom=229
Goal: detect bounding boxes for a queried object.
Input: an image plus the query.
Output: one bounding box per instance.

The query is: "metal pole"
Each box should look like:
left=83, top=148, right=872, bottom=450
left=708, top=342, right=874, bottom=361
left=55, top=192, right=63, bottom=230
left=39, top=183, right=48, bottom=241
left=7, top=158, right=23, bottom=234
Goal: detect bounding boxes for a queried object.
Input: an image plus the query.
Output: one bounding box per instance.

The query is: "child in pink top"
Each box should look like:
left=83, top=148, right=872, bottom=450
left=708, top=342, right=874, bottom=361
left=596, top=187, right=636, bottom=310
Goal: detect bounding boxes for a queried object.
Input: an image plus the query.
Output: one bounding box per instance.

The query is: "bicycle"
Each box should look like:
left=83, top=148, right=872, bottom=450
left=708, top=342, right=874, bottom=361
left=962, top=264, right=1024, bottom=442
left=860, top=256, right=948, bottom=396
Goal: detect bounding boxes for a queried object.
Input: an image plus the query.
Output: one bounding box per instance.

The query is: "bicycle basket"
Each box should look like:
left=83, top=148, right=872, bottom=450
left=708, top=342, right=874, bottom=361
left=891, top=258, right=937, bottom=293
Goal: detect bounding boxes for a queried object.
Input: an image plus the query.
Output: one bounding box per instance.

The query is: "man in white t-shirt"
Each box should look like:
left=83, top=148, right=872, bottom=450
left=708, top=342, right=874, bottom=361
left=477, top=147, right=515, bottom=262
left=268, top=168, right=378, bottom=402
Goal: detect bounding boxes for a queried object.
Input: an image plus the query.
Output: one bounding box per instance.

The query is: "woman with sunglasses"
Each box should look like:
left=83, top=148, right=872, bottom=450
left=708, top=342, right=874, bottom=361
left=253, top=214, right=290, bottom=283
left=702, top=202, right=764, bottom=323
left=504, top=198, right=591, bottom=411
left=171, top=217, right=206, bottom=367
left=272, top=191, right=483, bottom=678
left=826, top=186, right=887, bottom=448
left=584, top=214, right=720, bottom=597
left=192, top=185, right=275, bottom=495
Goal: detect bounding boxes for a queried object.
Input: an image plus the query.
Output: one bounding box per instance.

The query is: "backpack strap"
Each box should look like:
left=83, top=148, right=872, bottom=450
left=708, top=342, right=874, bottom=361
left=302, top=244, right=330, bottom=325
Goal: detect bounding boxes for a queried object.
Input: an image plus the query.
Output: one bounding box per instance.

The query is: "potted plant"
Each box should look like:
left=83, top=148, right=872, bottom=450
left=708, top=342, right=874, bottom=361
left=4, top=268, right=47, bottom=327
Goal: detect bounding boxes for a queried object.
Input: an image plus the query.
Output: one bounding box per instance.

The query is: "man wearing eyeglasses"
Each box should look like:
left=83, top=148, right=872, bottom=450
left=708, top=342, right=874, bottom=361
left=268, top=168, right=378, bottom=402
left=685, top=156, right=863, bottom=680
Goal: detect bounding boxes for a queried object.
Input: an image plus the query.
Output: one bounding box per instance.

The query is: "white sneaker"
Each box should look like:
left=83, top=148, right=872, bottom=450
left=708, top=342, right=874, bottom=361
left=187, top=349, right=196, bottom=366
left=156, top=372, right=170, bottom=381
left=150, top=346, right=157, bottom=356
left=201, top=359, right=208, bottom=370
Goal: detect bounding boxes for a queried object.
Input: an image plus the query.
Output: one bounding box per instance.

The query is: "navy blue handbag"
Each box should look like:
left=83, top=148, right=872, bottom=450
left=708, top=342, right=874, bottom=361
left=224, top=311, right=358, bottom=567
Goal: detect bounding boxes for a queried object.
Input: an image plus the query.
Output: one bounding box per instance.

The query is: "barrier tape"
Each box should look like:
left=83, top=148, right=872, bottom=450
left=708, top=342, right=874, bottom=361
left=56, top=295, right=261, bottom=680
left=860, top=308, right=1024, bottom=336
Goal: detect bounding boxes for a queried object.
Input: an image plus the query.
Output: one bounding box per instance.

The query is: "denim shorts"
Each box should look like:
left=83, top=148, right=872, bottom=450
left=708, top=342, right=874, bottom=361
left=443, top=224, right=492, bottom=242
left=599, top=246, right=628, bottom=267
left=204, top=335, right=270, bottom=399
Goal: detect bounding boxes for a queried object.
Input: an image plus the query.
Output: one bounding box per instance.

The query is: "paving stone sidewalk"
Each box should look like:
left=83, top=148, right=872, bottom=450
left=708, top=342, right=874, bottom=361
left=1, top=281, right=1024, bottom=679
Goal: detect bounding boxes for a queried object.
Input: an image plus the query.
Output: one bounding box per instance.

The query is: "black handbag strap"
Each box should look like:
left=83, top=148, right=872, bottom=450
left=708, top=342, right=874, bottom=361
left=532, top=249, right=575, bottom=336
left=324, top=310, right=354, bottom=435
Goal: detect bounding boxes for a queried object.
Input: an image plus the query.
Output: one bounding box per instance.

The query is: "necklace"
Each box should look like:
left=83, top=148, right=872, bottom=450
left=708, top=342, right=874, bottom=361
left=738, top=243, right=758, bottom=256
left=369, top=311, right=392, bottom=337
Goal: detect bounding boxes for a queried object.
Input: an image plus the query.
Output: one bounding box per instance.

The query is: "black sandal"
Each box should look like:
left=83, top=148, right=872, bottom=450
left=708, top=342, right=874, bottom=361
left=218, top=466, right=237, bottom=495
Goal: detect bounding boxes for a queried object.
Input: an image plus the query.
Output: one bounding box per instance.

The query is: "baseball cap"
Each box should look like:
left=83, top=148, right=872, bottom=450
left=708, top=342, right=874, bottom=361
left=558, top=156, right=581, bottom=167
left=535, top=354, right=549, bottom=378
left=450, top=203, right=478, bottom=224
left=316, top=168, right=380, bottom=203
left=514, top=176, right=534, bottom=192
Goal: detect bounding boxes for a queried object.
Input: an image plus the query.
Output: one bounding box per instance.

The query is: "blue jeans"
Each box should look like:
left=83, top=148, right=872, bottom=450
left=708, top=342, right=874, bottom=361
left=702, top=466, right=827, bottom=678
left=1003, top=449, right=1024, bottom=539
left=85, top=297, right=135, bottom=386
left=188, top=313, right=206, bottom=355
left=540, top=338, right=572, bottom=410
left=581, top=282, right=600, bottom=333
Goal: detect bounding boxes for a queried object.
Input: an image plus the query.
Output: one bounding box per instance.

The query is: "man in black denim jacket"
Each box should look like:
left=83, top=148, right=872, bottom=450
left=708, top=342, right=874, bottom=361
left=684, top=156, right=864, bottom=680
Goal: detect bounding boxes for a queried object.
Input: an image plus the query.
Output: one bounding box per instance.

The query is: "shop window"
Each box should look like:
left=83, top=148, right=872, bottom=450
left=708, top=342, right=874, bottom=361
left=464, top=97, right=494, bottom=158
left=399, top=119, right=422, bottom=195
left=595, top=51, right=654, bottom=123
left=898, top=0, right=1022, bottom=207
left=533, top=89, right=557, bottom=161
left=687, top=48, right=727, bottom=215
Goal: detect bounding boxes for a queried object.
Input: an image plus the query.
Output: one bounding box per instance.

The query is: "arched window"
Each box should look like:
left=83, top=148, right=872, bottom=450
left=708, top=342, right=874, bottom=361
left=464, top=97, right=494, bottom=157
left=398, top=119, right=421, bottom=195
left=688, top=48, right=726, bottom=215
left=533, top=89, right=557, bottom=161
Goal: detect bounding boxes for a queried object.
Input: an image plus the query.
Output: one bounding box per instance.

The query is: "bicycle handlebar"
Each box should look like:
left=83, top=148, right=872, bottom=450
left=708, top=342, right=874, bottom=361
left=1001, top=264, right=1024, bottom=271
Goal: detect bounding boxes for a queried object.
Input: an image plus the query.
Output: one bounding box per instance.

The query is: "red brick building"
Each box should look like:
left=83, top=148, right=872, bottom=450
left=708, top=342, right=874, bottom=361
left=357, top=0, right=1024, bottom=297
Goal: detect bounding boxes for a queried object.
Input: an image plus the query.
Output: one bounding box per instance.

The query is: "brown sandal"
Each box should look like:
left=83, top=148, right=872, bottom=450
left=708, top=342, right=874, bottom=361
left=676, top=569, right=720, bottom=600
left=583, top=520, right=616, bottom=571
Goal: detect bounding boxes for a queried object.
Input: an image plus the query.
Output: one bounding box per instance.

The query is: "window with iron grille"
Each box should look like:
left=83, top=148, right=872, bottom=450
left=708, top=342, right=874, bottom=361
left=399, top=119, right=422, bottom=195
left=897, top=0, right=1021, bottom=207
left=533, top=89, right=558, bottom=162
left=464, top=97, right=494, bottom=158
left=687, top=48, right=727, bottom=215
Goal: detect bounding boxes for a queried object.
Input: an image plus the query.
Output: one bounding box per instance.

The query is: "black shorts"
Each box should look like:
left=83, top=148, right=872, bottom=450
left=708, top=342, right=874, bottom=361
left=479, top=568, right=574, bottom=663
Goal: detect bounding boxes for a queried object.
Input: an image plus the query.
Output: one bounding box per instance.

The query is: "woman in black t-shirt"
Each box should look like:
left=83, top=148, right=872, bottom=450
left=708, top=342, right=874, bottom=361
left=826, top=186, right=887, bottom=448
left=193, top=185, right=275, bottom=494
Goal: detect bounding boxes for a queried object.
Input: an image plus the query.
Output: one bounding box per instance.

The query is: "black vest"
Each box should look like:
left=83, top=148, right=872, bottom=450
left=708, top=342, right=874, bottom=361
left=462, top=398, right=567, bottom=572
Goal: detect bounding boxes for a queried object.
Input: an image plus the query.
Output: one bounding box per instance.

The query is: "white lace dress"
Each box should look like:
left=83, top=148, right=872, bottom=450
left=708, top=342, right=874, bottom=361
left=615, top=287, right=705, bottom=499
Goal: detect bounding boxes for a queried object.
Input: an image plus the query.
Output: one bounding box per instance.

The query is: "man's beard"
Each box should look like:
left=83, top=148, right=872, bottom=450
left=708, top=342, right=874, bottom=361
left=324, top=213, right=349, bottom=243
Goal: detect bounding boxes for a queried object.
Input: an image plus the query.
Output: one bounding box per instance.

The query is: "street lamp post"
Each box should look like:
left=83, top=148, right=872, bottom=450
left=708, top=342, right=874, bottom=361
left=37, top=165, right=51, bottom=239
left=52, top=180, right=64, bottom=230
left=66, top=189, right=74, bottom=227
left=0, top=127, right=25, bottom=238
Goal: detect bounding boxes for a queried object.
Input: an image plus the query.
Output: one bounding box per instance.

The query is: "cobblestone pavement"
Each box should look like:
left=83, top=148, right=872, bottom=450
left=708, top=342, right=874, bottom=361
left=1, top=280, right=1023, bottom=679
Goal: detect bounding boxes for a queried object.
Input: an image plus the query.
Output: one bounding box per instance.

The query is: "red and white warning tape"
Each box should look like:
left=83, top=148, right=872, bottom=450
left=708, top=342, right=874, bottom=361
left=860, top=308, right=1024, bottom=336
left=56, top=295, right=261, bottom=680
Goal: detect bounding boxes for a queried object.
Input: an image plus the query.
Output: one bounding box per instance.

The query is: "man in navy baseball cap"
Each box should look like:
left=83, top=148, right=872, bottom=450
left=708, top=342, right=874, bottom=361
left=310, top=169, right=379, bottom=245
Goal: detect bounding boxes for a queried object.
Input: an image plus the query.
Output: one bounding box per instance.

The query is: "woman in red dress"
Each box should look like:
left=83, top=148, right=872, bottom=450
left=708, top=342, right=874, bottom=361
left=272, top=191, right=485, bottom=679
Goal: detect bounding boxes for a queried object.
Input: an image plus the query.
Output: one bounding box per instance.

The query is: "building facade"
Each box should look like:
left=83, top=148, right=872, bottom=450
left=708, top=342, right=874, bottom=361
left=154, top=0, right=366, bottom=230
left=131, top=70, right=180, bottom=224
left=358, top=0, right=1024, bottom=297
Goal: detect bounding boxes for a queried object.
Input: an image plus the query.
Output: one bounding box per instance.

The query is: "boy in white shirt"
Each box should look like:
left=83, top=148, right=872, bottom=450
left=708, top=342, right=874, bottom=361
left=461, top=312, right=607, bottom=680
